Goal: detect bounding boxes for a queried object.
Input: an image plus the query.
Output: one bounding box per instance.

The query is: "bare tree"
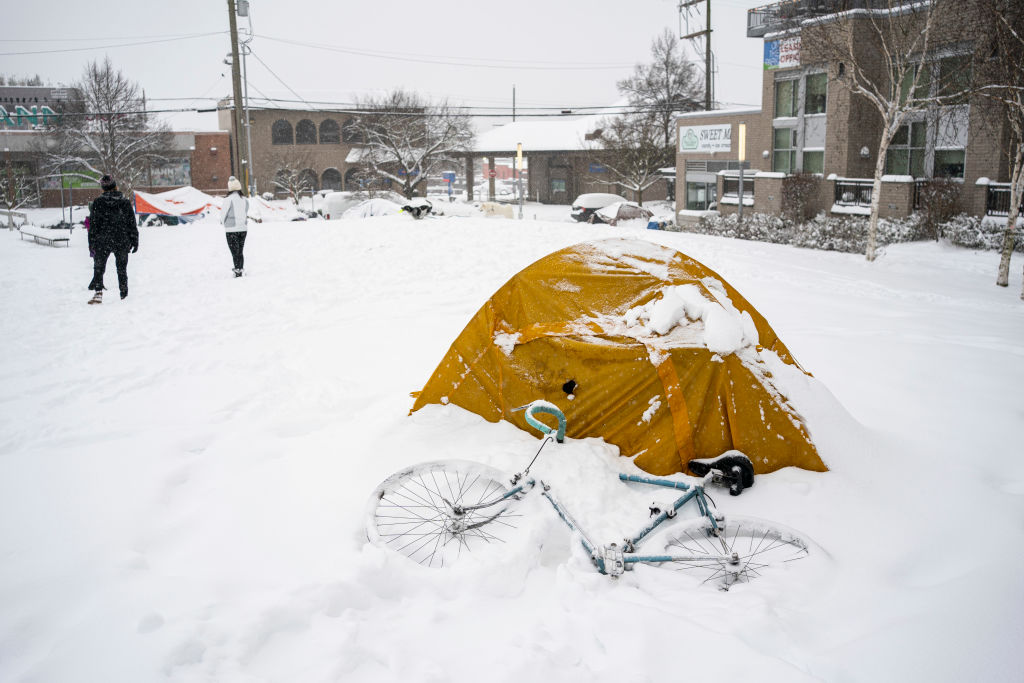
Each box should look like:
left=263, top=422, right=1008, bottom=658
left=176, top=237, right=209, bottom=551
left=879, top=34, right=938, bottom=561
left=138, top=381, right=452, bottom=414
left=803, top=0, right=965, bottom=261
left=39, top=57, right=170, bottom=192
left=348, top=90, right=474, bottom=199
left=267, top=148, right=317, bottom=203
left=974, top=0, right=1024, bottom=294
left=1, top=162, right=39, bottom=229
left=590, top=114, right=671, bottom=205
left=617, top=28, right=703, bottom=149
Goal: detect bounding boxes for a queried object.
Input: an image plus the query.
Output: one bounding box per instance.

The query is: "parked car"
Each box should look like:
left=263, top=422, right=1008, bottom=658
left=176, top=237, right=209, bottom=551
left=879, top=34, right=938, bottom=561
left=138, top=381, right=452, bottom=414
left=569, top=193, right=626, bottom=222
left=591, top=201, right=654, bottom=226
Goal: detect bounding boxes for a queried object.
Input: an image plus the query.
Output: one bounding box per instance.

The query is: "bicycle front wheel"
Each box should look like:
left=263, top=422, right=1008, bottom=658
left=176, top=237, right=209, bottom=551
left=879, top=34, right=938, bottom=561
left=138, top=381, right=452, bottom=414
left=649, top=515, right=819, bottom=589
left=365, top=460, right=522, bottom=568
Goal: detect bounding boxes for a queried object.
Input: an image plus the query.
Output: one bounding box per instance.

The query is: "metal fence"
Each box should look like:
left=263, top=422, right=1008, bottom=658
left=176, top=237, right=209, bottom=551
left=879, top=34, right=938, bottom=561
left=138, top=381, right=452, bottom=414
left=986, top=185, right=1012, bottom=216
left=834, top=179, right=873, bottom=208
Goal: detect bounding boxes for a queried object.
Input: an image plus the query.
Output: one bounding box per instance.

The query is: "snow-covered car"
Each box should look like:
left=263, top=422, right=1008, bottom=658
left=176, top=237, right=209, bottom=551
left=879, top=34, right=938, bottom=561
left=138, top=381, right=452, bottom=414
left=592, top=201, right=654, bottom=226
left=569, top=193, right=627, bottom=222
left=341, top=198, right=403, bottom=219
left=324, top=191, right=409, bottom=220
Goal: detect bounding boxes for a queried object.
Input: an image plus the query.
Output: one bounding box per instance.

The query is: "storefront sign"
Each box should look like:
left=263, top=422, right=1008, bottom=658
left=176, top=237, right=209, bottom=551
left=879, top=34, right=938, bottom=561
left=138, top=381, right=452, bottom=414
left=678, top=124, right=732, bottom=153
left=0, top=105, right=59, bottom=128
left=764, top=36, right=801, bottom=70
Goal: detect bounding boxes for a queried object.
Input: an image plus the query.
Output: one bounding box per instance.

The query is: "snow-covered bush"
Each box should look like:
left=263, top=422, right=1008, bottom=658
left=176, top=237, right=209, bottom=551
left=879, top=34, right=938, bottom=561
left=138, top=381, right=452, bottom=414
left=939, top=214, right=1024, bottom=252
left=692, top=212, right=924, bottom=254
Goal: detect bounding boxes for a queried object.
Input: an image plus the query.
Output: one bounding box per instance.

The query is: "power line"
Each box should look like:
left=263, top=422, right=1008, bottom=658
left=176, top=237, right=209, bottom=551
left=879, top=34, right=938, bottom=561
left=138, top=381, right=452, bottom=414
left=0, top=32, right=225, bottom=56
left=255, top=34, right=638, bottom=71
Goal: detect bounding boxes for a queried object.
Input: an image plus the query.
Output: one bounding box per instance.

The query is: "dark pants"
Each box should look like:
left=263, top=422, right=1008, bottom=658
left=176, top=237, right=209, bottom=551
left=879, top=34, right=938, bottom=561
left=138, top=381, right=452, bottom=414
left=226, top=231, right=247, bottom=270
left=89, top=247, right=130, bottom=295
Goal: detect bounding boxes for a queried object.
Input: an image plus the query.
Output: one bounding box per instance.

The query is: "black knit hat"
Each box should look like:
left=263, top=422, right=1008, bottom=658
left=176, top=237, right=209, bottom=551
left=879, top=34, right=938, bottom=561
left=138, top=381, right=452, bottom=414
left=100, top=175, right=117, bottom=191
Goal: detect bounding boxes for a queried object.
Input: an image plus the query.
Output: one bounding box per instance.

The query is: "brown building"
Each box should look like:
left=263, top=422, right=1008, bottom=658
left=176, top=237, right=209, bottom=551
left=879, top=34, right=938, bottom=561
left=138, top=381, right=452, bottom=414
left=221, top=106, right=360, bottom=197
left=676, top=0, right=1013, bottom=223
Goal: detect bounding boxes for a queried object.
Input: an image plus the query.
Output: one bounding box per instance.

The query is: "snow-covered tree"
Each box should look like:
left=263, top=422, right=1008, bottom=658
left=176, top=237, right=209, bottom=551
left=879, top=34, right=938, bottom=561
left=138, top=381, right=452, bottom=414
left=617, top=28, right=703, bottom=149
left=268, top=148, right=317, bottom=203
left=974, top=0, right=1024, bottom=294
left=39, top=58, right=169, bottom=192
left=803, top=0, right=966, bottom=261
left=589, top=114, right=670, bottom=205
left=348, top=90, right=474, bottom=199
left=1, top=163, right=39, bottom=229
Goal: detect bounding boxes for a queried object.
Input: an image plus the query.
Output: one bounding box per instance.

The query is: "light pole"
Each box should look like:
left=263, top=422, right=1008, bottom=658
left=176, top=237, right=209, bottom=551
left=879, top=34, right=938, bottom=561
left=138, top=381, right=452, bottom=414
left=737, top=123, right=746, bottom=224
left=516, top=143, right=524, bottom=219
left=237, top=1, right=256, bottom=196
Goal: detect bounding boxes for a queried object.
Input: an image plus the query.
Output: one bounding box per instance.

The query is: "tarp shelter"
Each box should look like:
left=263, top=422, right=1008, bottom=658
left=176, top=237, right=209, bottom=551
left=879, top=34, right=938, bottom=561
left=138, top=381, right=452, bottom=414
left=412, top=238, right=827, bottom=476
left=134, top=187, right=220, bottom=220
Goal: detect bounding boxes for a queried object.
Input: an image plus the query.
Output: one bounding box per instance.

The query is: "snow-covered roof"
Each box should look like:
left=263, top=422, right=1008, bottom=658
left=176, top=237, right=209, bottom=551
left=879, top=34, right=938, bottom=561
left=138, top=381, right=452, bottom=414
left=474, top=116, right=604, bottom=154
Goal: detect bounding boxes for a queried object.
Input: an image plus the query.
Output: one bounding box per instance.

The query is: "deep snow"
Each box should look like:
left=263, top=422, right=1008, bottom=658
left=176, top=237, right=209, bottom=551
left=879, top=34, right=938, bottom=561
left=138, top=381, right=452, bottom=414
left=1, top=206, right=1022, bottom=682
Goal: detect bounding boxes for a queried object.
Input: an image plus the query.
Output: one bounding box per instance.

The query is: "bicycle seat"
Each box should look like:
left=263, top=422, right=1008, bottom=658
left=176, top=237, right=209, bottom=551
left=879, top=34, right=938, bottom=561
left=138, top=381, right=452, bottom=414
left=687, top=451, right=755, bottom=496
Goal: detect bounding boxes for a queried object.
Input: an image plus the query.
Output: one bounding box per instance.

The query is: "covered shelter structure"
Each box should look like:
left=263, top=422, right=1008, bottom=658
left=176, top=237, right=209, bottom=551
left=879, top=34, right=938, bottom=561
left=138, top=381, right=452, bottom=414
left=412, top=238, right=828, bottom=476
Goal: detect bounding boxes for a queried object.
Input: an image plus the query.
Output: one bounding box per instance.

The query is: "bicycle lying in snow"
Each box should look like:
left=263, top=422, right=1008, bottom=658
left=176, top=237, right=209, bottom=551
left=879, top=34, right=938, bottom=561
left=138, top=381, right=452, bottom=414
left=366, top=401, right=822, bottom=589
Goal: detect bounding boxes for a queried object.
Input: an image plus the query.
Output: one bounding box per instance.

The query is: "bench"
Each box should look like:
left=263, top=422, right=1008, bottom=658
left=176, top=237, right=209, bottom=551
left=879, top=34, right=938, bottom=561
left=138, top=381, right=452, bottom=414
left=19, top=224, right=71, bottom=248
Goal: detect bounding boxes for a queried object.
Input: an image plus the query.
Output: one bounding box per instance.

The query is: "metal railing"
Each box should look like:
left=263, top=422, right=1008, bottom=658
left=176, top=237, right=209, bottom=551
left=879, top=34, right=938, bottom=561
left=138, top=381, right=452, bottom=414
left=986, top=184, right=1012, bottom=217
left=834, top=178, right=873, bottom=207
left=747, top=0, right=911, bottom=37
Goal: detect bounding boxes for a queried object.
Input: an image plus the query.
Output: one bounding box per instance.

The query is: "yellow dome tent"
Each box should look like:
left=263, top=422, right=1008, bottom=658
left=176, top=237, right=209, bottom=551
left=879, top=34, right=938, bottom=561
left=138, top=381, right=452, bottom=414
left=412, top=238, right=827, bottom=476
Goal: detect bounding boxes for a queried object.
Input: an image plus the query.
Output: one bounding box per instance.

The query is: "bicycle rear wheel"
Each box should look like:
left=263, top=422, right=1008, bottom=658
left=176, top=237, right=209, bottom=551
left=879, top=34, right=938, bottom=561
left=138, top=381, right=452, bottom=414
left=366, top=460, right=521, bottom=568
left=650, top=515, right=818, bottom=589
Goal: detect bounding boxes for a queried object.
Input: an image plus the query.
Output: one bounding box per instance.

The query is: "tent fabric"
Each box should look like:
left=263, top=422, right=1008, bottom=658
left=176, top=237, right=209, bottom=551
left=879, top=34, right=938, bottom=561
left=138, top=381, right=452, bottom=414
left=411, top=238, right=827, bottom=476
left=134, top=187, right=220, bottom=217
left=134, top=187, right=296, bottom=222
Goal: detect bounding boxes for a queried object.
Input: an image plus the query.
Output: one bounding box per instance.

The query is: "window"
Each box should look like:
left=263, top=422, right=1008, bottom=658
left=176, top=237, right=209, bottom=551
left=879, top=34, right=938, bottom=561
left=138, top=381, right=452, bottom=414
left=885, top=121, right=927, bottom=177
left=319, top=119, right=340, bottom=144
left=295, top=119, right=317, bottom=144
left=686, top=182, right=717, bottom=210
left=321, top=167, right=342, bottom=191
left=271, top=119, right=293, bottom=145
left=898, top=63, right=932, bottom=104
left=804, top=73, right=827, bottom=115
left=934, top=150, right=965, bottom=178
left=775, top=79, right=797, bottom=118
left=722, top=175, right=755, bottom=198
left=937, top=55, right=971, bottom=105
left=802, top=150, right=824, bottom=174
left=342, top=118, right=361, bottom=143
left=773, top=128, right=797, bottom=173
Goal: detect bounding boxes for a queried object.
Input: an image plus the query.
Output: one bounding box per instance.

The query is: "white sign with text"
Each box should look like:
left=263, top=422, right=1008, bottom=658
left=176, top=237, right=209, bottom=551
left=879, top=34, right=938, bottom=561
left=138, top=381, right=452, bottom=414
left=678, top=124, right=732, bottom=153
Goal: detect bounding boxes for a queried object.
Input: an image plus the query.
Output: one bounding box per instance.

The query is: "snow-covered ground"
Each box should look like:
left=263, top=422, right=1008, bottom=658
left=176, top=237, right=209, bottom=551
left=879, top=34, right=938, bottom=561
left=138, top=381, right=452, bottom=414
left=1, top=206, right=1022, bottom=682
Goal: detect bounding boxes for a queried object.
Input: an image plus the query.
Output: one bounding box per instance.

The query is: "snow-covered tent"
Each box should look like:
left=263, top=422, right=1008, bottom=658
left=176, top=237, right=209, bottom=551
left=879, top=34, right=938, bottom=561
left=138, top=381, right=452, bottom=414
left=412, top=238, right=828, bottom=476
left=134, top=187, right=220, bottom=221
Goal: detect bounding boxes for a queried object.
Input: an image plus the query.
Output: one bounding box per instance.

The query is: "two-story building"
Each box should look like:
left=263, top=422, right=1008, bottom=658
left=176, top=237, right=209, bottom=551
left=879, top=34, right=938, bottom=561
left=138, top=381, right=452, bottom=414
left=675, top=0, right=1014, bottom=224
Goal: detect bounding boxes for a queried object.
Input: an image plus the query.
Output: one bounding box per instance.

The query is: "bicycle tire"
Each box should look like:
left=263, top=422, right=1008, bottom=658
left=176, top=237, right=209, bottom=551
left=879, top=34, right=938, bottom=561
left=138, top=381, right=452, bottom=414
left=365, top=460, right=521, bottom=568
left=649, top=515, right=820, bottom=589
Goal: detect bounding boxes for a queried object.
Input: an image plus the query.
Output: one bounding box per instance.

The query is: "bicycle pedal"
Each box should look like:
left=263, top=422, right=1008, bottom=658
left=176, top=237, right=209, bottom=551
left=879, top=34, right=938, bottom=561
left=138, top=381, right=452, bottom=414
left=598, top=543, right=625, bottom=576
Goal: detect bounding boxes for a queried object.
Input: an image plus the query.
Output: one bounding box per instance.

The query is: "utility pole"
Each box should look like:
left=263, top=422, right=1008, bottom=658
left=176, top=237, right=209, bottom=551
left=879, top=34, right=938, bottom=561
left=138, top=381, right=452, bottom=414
left=227, top=0, right=248, bottom=194
left=680, top=0, right=713, bottom=110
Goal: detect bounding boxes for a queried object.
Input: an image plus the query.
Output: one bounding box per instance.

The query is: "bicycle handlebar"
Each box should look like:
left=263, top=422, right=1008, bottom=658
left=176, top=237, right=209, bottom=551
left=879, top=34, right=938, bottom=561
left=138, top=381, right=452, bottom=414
left=523, top=400, right=566, bottom=443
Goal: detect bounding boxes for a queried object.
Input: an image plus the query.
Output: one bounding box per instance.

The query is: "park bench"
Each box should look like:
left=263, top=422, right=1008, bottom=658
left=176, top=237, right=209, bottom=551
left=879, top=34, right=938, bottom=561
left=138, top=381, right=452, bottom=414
left=18, top=224, right=71, bottom=248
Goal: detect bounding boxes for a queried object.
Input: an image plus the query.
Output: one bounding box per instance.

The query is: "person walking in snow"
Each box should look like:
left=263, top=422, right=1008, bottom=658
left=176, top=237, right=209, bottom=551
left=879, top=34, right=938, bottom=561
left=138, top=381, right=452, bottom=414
left=87, top=175, right=138, bottom=304
left=221, top=176, right=249, bottom=277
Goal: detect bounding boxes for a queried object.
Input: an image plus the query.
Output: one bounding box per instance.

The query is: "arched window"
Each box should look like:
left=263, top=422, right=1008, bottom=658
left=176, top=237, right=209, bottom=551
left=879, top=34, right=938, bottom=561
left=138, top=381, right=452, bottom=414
left=295, top=119, right=317, bottom=145
left=319, top=119, right=340, bottom=144
left=321, top=167, right=342, bottom=191
left=299, top=168, right=319, bottom=192
left=344, top=167, right=363, bottom=190
left=271, top=119, right=293, bottom=145
left=342, top=117, right=361, bottom=143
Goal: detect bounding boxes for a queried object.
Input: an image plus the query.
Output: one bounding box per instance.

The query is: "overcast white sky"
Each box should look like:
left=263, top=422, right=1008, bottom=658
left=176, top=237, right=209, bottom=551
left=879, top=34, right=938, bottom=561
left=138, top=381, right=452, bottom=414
left=2, top=0, right=770, bottom=131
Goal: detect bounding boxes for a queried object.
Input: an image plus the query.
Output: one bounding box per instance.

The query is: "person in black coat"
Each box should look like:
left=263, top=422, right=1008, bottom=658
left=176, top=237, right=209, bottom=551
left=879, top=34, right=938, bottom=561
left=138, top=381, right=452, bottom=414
left=87, top=175, right=138, bottom=304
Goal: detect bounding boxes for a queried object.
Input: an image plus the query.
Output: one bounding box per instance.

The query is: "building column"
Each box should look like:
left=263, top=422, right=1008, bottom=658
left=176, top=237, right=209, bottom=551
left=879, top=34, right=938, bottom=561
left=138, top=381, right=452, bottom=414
left=487, top=156, right=495, bottom=201
left=465, top=156, right=474, bottom=202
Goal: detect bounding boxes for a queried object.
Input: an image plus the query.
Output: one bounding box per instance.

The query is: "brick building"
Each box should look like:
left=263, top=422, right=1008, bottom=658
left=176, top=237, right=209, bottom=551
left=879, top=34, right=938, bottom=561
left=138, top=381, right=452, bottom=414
left=2, top=85, right=231, bottom=207
left=675, top=0, right=1014, bottom=224
left=221, top=106, right=361, bottom=197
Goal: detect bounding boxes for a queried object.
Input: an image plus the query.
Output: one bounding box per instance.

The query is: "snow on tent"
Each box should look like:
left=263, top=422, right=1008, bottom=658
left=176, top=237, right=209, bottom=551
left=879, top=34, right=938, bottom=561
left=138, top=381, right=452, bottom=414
left=411, top=238, right=828, bottom=476
left=134, top=187, right=220, bottom=222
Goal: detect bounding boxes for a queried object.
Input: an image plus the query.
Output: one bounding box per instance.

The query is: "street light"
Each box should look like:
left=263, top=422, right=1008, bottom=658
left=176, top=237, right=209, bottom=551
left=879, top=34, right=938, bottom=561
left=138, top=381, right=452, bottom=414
left=737, top=123, right=747, bottom=224
left=516, top=143, right=524, bottom=219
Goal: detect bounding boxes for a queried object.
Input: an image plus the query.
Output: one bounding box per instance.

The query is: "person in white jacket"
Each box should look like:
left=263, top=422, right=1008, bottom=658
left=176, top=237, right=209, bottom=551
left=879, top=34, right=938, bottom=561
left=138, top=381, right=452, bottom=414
left=221, top=176, right=249, bottom=277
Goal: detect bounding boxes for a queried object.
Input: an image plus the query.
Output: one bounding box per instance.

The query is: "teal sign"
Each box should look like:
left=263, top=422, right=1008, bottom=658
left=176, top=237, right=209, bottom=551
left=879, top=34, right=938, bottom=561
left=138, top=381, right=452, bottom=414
left=0, top=105, right=60, bottom=128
